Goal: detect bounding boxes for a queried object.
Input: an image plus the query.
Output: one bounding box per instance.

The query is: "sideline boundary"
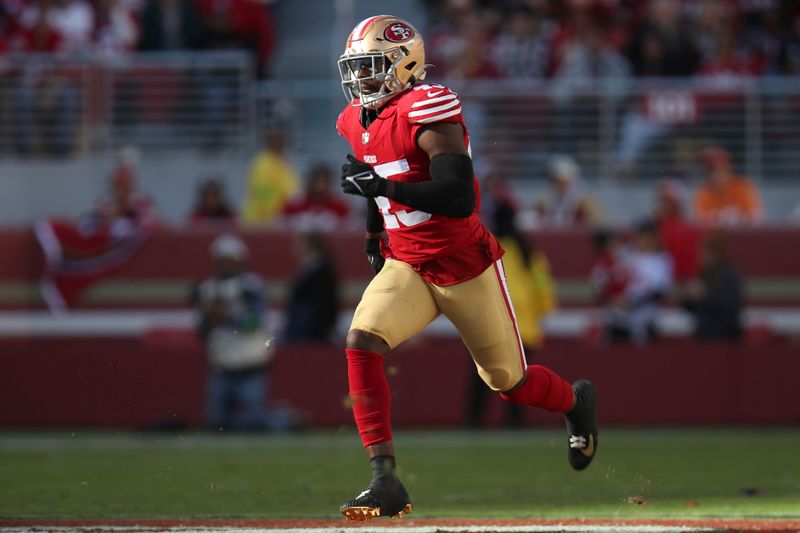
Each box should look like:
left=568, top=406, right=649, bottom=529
left=2, top=517, right=800, bottom=533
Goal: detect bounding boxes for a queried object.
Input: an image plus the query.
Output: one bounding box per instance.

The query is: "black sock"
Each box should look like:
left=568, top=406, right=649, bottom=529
left=370, top=455, right=396, bottom=479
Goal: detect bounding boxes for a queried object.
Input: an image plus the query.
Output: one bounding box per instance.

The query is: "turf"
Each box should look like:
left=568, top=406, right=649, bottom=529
left=0, top=429, right=799, bottom=518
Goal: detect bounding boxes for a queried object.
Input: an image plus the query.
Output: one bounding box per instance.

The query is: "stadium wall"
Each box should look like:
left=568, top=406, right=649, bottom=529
left=2, top=227, right=800, bottom=309
left=0, top=334, right=797, bottom=428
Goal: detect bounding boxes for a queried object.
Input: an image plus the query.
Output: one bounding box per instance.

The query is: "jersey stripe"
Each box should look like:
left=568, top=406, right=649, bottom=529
left=407, top=99, right=460, bottom=118
left=410, top=93, right=458, bottom=108
left=412, top=107, right=462, bottom=124
left=493, top=259, right=527, bottom=373
left=374, top=158, right=410, bottom=178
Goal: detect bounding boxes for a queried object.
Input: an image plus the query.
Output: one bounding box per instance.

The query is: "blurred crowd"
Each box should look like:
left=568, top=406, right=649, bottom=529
left=60, top=129, right=764, bottom=237
left=74, top=134, right=753, bottom=350
left=32, top=137, right=761, bottom=430
left=0, top=0, right=276, bottom=156
left=528, top=145, right=762, bottom=228
left=0, top=0, right=275, bottom=72
left=422, top=0, right=800, bottom=81
left=20, top=0, right=794, bottom=395
left=480, top=146, right=753, bottom=350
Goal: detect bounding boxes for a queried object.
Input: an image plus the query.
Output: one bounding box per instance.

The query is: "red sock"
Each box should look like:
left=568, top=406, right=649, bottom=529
left=500, top=365, right=574, bottom=413
left=346, top=348, right=393, bottom=447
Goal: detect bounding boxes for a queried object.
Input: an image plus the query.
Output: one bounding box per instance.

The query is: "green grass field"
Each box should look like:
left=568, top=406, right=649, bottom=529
left=1, top=428, right=799, bottom=519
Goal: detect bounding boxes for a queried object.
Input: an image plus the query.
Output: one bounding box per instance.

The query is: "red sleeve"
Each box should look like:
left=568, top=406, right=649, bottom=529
left=335, top=111, right=345, bottom=137
left=402, top=85, right=464, bottom=139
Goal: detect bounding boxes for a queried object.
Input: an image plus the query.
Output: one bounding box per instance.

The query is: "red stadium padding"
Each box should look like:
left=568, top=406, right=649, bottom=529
left=1, top=226, right=800, bottom=308
left=5, top=226, right=800, bottom=279
left=0, top=334, right=797, bottom=428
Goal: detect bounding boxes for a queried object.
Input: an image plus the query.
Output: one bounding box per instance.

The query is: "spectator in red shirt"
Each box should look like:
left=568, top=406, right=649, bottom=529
left=19, top=0, right=63, bottom=52
left=426, top=2, right=499, bottom=80
left=698, top=28, right=765, bottom=81
left=194, top=0, right=274, bottom=76
left=15, top=3, right=79, bottom=156
left=654, top=178, right=702, bottom=282
left=282, top=163, right=351, bottom=232
left=590, top=229, right=629, bottom=307
left=596, top=221, right=673, bottom=344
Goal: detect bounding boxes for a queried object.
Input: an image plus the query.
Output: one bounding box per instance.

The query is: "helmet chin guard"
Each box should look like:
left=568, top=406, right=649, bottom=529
left=338, top=49, right=407, bottom=109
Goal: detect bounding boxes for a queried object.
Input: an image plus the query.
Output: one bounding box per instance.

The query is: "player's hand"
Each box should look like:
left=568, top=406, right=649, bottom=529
left=341, top=155, right=388, bottom=198
left=365, top=236, right=385, bottom=275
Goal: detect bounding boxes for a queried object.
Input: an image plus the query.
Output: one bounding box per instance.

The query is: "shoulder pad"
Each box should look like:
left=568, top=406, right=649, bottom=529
left=401, top=84, right=462, bottom=125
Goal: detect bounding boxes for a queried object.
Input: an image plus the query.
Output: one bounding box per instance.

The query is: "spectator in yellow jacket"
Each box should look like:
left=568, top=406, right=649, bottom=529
left=240, top=131, right=300, bottom=225
left=499, top=230, right=556, bottom=350
left=465, top=171, right=557, bottom=428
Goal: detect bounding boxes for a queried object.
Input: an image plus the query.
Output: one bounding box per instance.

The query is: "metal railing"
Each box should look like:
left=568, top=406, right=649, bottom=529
left=0, top=52, right=256, bottom=156
left=464, top=77, right=800, bottom=183
left=2, top=52, right=800, bottom=183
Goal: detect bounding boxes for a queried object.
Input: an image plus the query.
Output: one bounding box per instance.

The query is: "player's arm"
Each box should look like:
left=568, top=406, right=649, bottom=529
left=387, top=123, right=475, bottom=218
left=340, top=123, right=475, bottom=218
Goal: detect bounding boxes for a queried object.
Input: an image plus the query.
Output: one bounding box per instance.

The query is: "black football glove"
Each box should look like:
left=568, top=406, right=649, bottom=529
left=365, top=236, right=385, bottom=275
left=341, top=155, right=388, bottom=198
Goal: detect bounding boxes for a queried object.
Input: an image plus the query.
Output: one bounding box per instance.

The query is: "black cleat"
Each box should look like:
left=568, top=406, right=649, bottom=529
left=340, top=456, right=412, bottom=521
left=339, top=476, right=412, bottom=521
left=564, top=379, right=598, bottom=471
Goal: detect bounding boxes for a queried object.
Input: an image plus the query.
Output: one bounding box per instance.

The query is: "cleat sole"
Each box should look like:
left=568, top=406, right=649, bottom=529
left=341, top=503, right=412, bottom=521
left=341, top=506, right=380, bottom=521
left=392, top=504, right=413, bottom=518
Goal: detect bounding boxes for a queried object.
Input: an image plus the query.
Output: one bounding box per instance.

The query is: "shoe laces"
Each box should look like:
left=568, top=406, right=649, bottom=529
left=569, top=435, right=587, bottom=449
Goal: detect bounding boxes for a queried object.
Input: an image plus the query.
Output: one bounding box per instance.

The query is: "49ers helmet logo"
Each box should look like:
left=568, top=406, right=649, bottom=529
left=384, top=22, right=414, bottom=43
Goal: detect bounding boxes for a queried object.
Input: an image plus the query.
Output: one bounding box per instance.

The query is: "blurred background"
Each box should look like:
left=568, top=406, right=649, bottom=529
left=0, top=0, right=799, bottom=432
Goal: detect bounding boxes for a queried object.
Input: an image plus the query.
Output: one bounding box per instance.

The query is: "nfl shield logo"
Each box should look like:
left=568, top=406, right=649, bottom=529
left=361, top=132, right=370, bottom=144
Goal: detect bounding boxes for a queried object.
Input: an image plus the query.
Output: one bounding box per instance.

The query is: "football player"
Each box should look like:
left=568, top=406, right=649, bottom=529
left=335, top=15, right=598, bottom=521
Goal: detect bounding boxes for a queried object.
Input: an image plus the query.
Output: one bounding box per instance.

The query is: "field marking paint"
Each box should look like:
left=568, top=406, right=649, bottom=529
left=0, top=527, right=717, bottom=533
left=3, top=518, right=799, bottom=533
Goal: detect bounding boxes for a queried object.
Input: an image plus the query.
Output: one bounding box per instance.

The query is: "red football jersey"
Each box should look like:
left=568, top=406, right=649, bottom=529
left=336, top=83, right=503, bottom=285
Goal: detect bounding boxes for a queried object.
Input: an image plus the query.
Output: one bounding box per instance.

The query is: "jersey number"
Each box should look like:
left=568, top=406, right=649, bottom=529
left=375, top=196, right=431, bottom=229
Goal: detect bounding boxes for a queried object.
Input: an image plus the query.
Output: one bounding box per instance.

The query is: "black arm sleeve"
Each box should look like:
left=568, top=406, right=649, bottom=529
left=387, top=153, right=476, bottom=218
left=365, top=196, right=385, bottom=234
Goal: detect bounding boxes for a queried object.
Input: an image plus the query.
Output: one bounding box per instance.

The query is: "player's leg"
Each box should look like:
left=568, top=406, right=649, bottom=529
left=434, top=258, right=598, bottom=470
left=341, top=259, right=440, bottom=520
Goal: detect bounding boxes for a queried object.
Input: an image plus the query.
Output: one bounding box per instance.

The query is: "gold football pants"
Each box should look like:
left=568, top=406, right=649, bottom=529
left=350, top=258, right=526, bottom=392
